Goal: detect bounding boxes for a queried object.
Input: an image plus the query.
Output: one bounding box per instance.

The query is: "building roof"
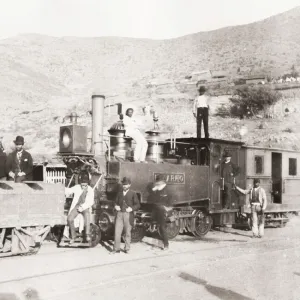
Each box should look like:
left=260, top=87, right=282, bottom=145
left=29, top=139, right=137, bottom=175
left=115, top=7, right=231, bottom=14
left=244, top=74, right=266, bottom=80
left=211, top=71, right=227, bottom=78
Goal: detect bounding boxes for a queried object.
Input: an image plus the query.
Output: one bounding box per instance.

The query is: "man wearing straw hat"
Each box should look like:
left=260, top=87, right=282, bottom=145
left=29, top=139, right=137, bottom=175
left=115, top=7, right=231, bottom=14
left=150, top=174, right=173, bottom=250
left=6, top=135, right=33, bottom=182
left=193, top=86, right=210, bottom=139
left=65, top=172, right=94, bottom=244
left=235, top=178, right=267, bottom=238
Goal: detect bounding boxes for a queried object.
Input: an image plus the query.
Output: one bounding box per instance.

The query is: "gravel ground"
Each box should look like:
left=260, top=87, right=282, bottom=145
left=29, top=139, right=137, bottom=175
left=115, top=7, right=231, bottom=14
left=0, top=217, right=300, bottom=300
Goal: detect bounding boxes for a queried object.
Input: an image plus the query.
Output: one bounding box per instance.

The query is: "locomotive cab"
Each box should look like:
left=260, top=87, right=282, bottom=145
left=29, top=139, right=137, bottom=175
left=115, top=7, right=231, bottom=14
left=167, top=137, right=245, bottom=226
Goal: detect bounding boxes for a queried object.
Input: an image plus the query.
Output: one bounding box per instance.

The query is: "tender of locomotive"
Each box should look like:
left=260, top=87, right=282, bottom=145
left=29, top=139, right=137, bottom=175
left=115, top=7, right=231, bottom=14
left=0, top=180, right=65, bottom=257
left=58, top=94, right=300, bottom=243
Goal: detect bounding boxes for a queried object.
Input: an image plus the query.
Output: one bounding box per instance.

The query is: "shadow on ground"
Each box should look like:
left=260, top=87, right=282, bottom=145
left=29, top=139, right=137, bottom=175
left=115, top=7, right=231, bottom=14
left=179, top=272, right=254, bottom=300
left=0, top=288, right=41, bottom=300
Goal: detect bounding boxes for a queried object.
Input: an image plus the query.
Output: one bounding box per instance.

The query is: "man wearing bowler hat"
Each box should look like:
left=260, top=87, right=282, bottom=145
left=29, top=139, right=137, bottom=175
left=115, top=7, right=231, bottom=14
left=150, top=174, right=174, bottom=250
left=112, top=177, right=140, bottom=254
left=235, top=178, right=267, bottom=238
left=220, top=151, right=240, bottom=209
left=65, top=172, right=94, bottom=244
left=6, top=136, right=33, bottom=182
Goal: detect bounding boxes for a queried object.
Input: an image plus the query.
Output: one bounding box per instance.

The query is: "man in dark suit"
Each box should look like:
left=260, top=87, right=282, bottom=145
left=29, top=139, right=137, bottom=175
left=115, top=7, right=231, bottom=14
left=149, top=174, right=173, bottom=250
left=221, top=151, right=240, bottom=209
left=112, top=177, right=140, bottom=254
left=6, top=136, right=33, bottom=183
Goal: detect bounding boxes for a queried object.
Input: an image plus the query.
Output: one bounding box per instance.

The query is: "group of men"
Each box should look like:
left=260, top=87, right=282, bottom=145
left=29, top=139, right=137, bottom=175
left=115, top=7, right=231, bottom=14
left=0, top=135, right=33, bottom=182
left=65, top=174, right=173, bottom=252
left=220, top=151, right=267, bottom=238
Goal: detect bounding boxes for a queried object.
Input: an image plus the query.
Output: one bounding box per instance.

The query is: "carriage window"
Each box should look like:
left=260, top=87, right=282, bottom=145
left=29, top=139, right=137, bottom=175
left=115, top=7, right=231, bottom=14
left=255, top=156, right=264, bottom=174
left=289, top=158, right=297, bottom=176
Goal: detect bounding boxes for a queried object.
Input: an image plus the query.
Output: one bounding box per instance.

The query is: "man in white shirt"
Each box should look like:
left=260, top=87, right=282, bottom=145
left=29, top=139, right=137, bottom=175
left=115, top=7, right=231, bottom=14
left=235, top=178, right=267, bottom=238
left=65, top=173, right=94, bottom=244
left=123, top=108, right=148, bottom=163
left=193, top=86, right=210, bottom=139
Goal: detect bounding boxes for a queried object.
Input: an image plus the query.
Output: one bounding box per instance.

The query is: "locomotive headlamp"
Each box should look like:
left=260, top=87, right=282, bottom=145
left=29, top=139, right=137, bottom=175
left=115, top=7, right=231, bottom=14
left=62, top=129, right=71, bottom=148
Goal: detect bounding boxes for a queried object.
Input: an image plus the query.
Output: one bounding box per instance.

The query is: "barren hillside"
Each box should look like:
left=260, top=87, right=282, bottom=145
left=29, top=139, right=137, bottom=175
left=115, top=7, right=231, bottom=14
left=1, top=6, right=300, bottom=158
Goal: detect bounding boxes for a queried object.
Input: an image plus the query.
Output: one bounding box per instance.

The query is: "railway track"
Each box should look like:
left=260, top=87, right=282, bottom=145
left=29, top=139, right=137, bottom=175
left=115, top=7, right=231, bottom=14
left=0, top=234, right=299, bottom=286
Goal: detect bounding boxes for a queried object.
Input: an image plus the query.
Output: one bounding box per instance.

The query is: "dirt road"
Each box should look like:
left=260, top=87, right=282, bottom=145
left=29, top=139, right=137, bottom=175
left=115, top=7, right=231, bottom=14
left=0, top=218, right=300, bottom=300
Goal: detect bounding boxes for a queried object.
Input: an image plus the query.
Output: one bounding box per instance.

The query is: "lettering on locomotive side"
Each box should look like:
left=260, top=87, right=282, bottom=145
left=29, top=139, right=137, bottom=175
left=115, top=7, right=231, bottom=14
left=154, top=173, right=185, bottom=184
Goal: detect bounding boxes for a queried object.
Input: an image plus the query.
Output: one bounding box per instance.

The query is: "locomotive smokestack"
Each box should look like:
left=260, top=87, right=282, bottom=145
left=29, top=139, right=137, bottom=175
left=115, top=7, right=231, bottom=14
left=91, top=94, right=105, bottom=156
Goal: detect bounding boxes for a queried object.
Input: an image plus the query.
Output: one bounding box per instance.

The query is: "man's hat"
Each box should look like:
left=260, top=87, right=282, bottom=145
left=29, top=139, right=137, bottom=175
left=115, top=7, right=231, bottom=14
left=79, top=173, right=90, bottom=184
left=198, top=86, right=206, bottom=93
left=253, top=178, right=260, bottom=184
left=14, top=136, right=24, bottom=145
left=223, top=151, right=231, bottom=158
left=121, top=177, right=131, bottom=185
left=154, top=174, right=166, bottom=185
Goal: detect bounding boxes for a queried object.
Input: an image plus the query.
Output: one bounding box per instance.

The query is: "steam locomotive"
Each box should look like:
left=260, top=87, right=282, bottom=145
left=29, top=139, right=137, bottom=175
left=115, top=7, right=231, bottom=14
left=2, top=92, right=300, bottom=258
left=57, top=94, right=300, bottom=243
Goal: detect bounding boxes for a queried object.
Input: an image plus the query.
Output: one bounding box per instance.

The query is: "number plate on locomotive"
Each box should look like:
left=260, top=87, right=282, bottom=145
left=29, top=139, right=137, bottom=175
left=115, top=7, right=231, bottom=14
left=154, top=173, right=185, bottom=184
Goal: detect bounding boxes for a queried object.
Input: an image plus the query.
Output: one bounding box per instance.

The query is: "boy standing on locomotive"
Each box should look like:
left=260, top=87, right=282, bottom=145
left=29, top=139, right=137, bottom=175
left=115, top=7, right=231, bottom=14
left=235, top=178, right=267, bottom=238
left=112, top=177, right=140, bottom=254
left=65, top=173, right=94, bottom=244
left=193, top=86, right=210, bottom=139
left=150, top=174, right=173, bottom=250
left=6, top=136, right=33, bottom=182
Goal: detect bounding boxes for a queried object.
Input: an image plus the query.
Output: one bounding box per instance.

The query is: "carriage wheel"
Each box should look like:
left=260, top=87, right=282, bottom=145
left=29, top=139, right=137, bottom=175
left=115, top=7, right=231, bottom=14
left=193, top=212, right=212, bottom=237
left=0, top=226, right=50, bottom=258
left=158, top=222, right=180, bottom=240
left=90, top=224, right=101, bottom=248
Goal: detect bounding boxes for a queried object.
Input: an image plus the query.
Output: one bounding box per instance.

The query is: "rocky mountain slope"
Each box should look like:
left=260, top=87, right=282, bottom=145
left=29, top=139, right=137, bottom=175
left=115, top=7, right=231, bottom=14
left=0, top=6, right=300, bottom=158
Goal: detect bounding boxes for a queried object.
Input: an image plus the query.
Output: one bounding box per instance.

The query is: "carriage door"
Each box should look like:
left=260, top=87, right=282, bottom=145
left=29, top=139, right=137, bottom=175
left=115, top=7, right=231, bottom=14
left=272, top=152, right=282, bottom=204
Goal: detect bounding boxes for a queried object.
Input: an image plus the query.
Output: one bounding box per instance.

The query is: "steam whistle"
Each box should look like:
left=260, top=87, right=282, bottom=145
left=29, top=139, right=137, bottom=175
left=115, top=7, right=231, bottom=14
left=64, top=112, right=79, bottom=124
left=153, top=111, right=159, bottom=131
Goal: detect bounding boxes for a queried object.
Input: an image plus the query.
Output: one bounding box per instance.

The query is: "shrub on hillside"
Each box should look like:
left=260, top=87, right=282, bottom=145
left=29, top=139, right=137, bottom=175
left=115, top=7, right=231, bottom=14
left=229, top=86, right=281, bottom=118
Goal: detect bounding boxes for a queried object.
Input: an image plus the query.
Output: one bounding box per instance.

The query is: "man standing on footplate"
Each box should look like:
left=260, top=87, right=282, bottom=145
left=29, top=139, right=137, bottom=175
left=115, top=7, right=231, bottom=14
left=235, top=178, right=267, bottom=238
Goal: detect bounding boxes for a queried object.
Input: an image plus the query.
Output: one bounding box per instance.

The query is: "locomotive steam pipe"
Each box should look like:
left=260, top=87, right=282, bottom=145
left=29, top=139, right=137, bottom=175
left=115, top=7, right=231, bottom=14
left=91, top=94, right=105, bottom=156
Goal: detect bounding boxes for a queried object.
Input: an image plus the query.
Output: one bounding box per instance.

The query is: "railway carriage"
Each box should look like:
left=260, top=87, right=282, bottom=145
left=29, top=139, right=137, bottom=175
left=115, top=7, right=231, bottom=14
left=240, top=145, right=300, bottom=227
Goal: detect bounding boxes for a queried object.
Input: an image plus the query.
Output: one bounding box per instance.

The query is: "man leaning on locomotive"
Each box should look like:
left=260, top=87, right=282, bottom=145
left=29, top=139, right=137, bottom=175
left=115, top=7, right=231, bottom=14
left=234, top=178, right=267, bottom=238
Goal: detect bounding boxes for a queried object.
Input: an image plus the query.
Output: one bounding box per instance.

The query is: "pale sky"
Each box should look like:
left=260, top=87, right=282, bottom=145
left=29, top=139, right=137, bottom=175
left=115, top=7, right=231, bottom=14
left=0, top=0, right=299, bottom=40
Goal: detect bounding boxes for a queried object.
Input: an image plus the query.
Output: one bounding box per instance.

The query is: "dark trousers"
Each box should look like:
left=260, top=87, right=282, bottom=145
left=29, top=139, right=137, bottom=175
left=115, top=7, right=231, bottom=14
left=197, top=107, right=209, bottom=138
left=154, top=206, right=169, bottom=247
left=67, top=206, right=90, bottom=239
left=222, top=183, right=232, bottom=209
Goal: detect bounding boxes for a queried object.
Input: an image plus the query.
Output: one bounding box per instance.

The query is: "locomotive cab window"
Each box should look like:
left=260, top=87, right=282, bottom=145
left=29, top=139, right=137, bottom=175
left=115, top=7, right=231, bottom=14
left=255, top=156, right=264, bottom=174
left=289, top=158, right=297, bottom=176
